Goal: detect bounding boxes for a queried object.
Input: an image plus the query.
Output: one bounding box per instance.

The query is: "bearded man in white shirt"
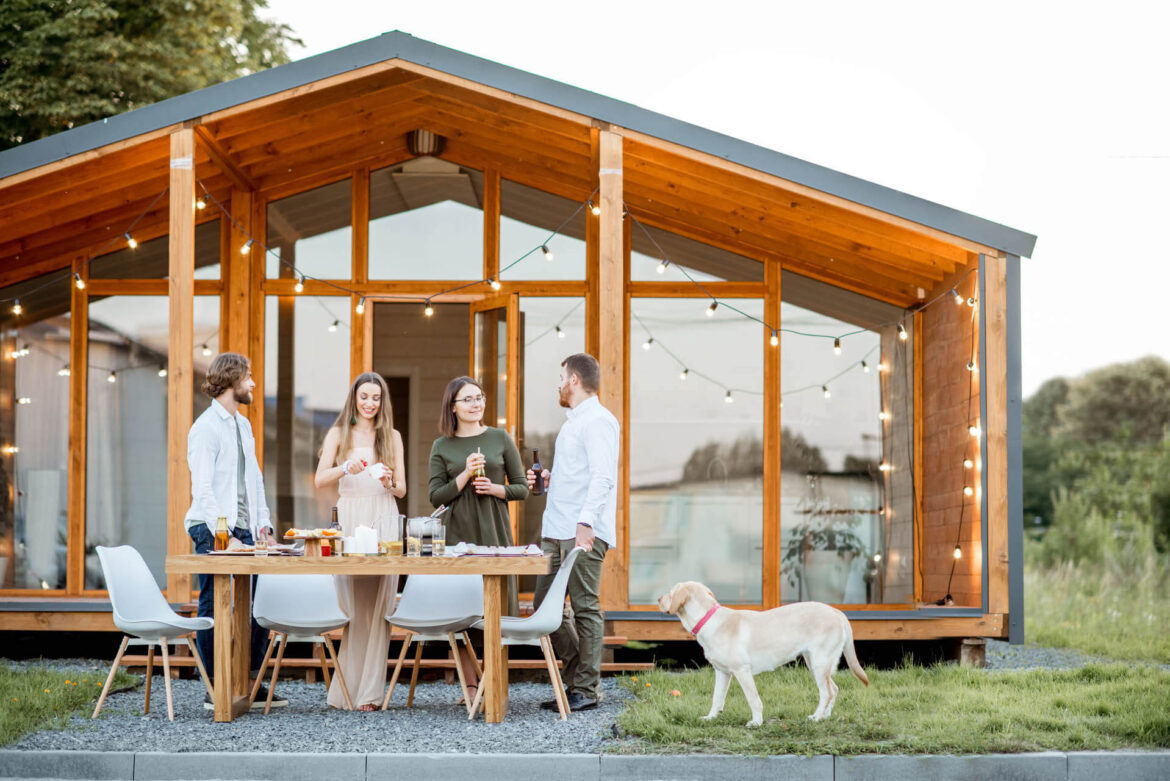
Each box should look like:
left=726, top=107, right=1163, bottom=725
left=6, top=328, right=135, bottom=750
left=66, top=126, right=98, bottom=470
left=527, top=352, right=619, bottom=712
left=184, top=352, right=285, bottom=708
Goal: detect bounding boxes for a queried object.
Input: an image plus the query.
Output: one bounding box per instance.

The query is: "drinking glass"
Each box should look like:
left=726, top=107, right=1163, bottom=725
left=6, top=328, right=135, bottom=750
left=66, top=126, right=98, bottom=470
left=406, top=518, right=424, bottom=557
left=431, top=522, right=446, bottom=556
left=254, top=534, right=269, bottom=557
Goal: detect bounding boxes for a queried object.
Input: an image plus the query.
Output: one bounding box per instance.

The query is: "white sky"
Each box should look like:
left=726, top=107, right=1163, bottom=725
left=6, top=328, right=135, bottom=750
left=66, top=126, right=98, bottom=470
left=264, top=0, right=1170, bottom=396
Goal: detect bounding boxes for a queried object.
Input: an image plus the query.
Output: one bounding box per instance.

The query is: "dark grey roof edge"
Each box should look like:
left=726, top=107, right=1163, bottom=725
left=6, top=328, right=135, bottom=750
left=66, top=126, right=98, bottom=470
left=0, top=31, right=1036, bottom=258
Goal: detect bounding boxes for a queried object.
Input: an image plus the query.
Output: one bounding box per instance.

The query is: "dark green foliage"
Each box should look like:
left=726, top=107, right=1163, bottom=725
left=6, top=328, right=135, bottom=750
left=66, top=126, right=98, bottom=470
left=0, top=0, right=301, bottom=149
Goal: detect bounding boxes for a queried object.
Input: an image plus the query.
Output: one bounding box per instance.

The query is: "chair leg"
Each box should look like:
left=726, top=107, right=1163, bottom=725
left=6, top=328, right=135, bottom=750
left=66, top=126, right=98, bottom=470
left=265, top=633, right=289, bottom=715
left=448, top=633, right=472, bottom=715
left=188, top=636, right=214, bottom=699
left=160, top=638, right=175, bottom=722
left=249, top=631, right=277, bottom=707
left=540, top=636, right=569, bottom=720
left=143, top=644, right=155, bottom=715
left=93, top=636, right=130, bottom=719
left=322, top=635, right=353, bottom=710
left=314, top=641, right=332, bottom=689
left=467, top=664, right=487, bottom=721
left=407, top=640, right=424, bottom=708
left=381, top=634, right=412, bottom=710
left=463, top=631, right=483, bottom=678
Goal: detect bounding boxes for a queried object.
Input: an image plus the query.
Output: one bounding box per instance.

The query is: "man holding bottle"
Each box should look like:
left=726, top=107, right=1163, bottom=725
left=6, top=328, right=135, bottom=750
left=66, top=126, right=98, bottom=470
left=527, top=353, right=619, bottom=712
left=184, top=352, right=284, bottom=708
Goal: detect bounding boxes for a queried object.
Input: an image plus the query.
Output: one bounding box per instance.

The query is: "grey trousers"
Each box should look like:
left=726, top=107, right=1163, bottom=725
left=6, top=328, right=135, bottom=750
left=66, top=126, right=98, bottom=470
left=534, top=536, right=609, bottom=701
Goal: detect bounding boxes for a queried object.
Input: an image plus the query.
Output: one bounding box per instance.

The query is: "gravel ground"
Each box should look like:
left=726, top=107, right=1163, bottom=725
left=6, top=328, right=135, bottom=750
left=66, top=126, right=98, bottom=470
left=9, top=659, right=630, bottom=754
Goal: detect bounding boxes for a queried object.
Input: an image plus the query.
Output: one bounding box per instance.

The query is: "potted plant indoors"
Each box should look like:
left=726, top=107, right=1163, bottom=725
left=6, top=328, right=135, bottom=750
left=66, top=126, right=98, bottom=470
left=781, top=509, right=868, bottom=602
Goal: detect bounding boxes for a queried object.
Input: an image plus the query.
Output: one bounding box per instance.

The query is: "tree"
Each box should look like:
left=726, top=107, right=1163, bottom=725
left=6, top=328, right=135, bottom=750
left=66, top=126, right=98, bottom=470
left=1, top=0, right=301, bottom=149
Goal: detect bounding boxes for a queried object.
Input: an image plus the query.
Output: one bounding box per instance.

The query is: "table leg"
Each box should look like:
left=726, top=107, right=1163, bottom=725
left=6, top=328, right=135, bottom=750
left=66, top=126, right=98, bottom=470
left=232, top=573, right=251, bottom=699
left=213, top=574, right=232, bottom=722
left=482, top=575, right=509, bottom=723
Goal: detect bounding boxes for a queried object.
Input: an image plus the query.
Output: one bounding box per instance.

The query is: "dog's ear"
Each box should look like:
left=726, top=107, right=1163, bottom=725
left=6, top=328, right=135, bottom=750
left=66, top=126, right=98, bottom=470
left=706, top=589, right=714, bottom=600
left=667, top=583, right=688, bottom=614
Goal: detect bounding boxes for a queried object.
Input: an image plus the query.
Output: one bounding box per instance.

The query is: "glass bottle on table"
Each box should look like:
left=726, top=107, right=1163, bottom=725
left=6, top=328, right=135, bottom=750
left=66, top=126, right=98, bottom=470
left=530, top=448, right=544, bottom=496
left=214, top=515, right=230, bottom=551
left=473, top=446, right=486, bottom=479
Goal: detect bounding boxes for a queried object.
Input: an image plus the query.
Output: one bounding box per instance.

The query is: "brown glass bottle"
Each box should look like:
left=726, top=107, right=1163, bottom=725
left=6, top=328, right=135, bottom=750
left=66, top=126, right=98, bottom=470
left=530, top=448, right=544, bottom=496
left=214, top=516, right=230, bottom=551
left=473, top=446, right=486, bottom=479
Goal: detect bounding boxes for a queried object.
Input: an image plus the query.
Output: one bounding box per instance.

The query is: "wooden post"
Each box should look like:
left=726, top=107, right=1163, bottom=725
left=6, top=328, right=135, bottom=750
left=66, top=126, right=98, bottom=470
left=247, top=198, right=266, bottom=457
left=597, top=129, right=627, bottom=610
left=276, top=252, right=296, bottom=530
left=483, top=169, right=500, bottom=283
left=224, top=188, right=254, bottom=355
left=66, top=257, right=88, bottom=594
left=762, top=259, right=781, bottom=608
left=983, top=254, right=1009, bottom=614
left=585, top=127, right=601, bottom=358
left=167, top=127, right=196, bottom=598
left=353, top=170, right=371, bottom=379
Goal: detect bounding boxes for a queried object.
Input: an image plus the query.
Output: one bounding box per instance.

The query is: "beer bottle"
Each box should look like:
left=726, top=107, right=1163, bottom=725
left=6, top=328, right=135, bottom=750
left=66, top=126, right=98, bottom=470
left=214, top=516, right=230, bottom=551
left=473, top=447, right=486, bottom=479
left=330, top=506, right=341, bottom=531
left=530, top=448, right=544, bottom=496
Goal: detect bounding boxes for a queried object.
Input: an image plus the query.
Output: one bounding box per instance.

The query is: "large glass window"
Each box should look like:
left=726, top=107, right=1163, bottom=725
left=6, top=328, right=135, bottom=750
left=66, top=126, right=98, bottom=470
left=267, top=180, right=352, bottom=280
left=0, top=271, right=71, bottom=590
left=85, top=295, right=220, bottom=589
left=499, top=181, right=586, bottom=281
left=779, top=272, right=913, bottom=604
left=628, top=298, right=764, bottom=604
left=369, top=159, right=483, bottom=280
left=263, top=296, right=351, bottom=532
left=89, top=220, right=221, bottom=279
left=630, top=222, right=764, bottom=282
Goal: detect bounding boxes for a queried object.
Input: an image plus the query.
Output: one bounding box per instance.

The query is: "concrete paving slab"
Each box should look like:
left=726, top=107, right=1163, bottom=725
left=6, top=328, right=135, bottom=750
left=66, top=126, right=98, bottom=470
left=0, top=750, right=134, bottom=780
left=836, top=751, right=1067, bottom=781
left=367, top=753, right=599, bottom=780
left=1067, top=751, right=1170, bottom=781
left=600, top=754, right=833, bottom=780
left=133, top=751, right=365, bottom=781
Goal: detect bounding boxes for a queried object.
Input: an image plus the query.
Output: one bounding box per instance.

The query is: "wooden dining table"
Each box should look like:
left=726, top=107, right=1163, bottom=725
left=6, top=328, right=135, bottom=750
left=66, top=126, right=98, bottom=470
left=165, top=552, right=550, bottom=723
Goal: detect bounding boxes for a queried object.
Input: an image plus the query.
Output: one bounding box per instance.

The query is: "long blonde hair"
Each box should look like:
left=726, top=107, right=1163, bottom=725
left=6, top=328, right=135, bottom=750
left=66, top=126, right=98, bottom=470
left=328, top=372, right=397, bottom=473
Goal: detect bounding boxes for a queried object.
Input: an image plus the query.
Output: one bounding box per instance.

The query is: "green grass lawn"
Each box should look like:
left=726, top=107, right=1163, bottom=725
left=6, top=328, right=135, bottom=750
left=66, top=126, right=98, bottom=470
left=0, top=663, right=139, bottom=746
left=614, top=663, right=1170, bottom=755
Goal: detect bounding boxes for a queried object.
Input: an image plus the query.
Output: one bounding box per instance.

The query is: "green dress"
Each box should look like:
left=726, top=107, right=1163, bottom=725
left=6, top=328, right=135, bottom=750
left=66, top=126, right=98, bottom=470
left=428, top=427, right=529, bottom=615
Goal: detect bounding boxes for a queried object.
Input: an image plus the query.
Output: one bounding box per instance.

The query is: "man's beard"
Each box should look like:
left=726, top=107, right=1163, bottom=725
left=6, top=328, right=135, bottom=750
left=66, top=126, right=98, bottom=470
left=558, top=385, right=571, bottom=408
left=234, top=387, right=253, bottom=406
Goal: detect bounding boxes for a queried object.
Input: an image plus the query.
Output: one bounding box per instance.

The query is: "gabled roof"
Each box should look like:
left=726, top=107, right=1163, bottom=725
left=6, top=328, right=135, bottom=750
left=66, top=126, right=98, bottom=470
left=0, top=31, right=1034, bottom=258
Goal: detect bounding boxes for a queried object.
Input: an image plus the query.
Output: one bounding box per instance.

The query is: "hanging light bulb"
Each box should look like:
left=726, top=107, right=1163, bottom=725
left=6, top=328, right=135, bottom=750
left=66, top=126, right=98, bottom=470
left=642, top=337, right=654, bottom=351
left=967, top=296, right=977, bottom=307
left=969, top=424, right=981, bottom=437
left=706, top=301, right=718, bottom=317
left=239, top=239, right=253, bottom=256
left=328, top=320, right=339, bottom=332
left=679, top=368, right=689, bottom=381
left=833, top=338, right=842, bottom=355
left=963, top=458, right=974, bottom=469
left=124, top=233, right=137, bottom=249
left=294, top=274, right=304, bottom=293
left=17, top=397, right=31, bottom=405
left=822, top=385, right=831, bottom=399
left=200, top=343, right=212, bottom=357
left=861, top=360, right=869, bottom=373
left=355, top=297, right=366, bottom=315
left=541, top=245, right=554, bottom=261
left=897, top=322, right=908, bottom=341
left=770, top=330, right=779, bottom=347
left=58, top=365, right=70, bottom=377
left=879, top=361, right=889, bottom=373
left=157, top=367, right=168, bottom=378
left=873, top=552, right=883, bottom=563
left=74, top=273, right=86, bottom=290
left=423, top=300, right=435, bottom=318
left=967, top=360, right=977, bottom=372
left=878, top=462, right=891, bottom=472
left=107, top=371, right=117, bottom=383
left=11, top=300, right=22, bottom=316
left=952, top=288, right=963, bottom=305
left=588, top=200, right=600, bottom=216
left=724, top=390, right=733, bottom=404
left=196, top=196, right=207, bottom=211
left=963, top=485, right=974, bottom=497
left=555, top=324, right=565, bottom=338
left=878, top=411, right=891, bottom=421
left=953, top=545, right=963, bottom=560
left=488, top=278, right=501, bottom=291
left=1, top=445, right=18, bottom=455
left=656, top=259, right=669, bottom=275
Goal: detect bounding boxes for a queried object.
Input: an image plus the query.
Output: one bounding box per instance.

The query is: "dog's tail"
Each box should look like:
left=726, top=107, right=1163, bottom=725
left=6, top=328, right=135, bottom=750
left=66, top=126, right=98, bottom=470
left=842, top=618, right=869, bottom=687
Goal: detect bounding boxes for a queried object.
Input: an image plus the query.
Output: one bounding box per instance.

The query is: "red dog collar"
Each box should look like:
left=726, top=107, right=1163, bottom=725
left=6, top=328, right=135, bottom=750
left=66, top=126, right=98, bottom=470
left=690, top=602, right=720, bottom=636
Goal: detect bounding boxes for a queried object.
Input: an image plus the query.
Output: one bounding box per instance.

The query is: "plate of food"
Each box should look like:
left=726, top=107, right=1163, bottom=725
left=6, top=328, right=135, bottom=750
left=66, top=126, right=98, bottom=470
left=283, top=528, right=342, bottom=539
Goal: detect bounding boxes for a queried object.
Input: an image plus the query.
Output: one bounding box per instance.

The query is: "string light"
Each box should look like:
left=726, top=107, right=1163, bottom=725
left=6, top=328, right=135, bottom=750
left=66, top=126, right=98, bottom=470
left=196, top=197, right=207, bottom=211
left=294, top=274, right=304, bottom=293
left=555, top=324, right=564, bottom=338
left=952, top=288, right=963, bottom=305
left=328, top=320, right=339, bottom=332
left=424, top=300, right=434, bottom=318
left=239, top=239, right=252, bottom=256
left=770, top=330, right=779, bottom=347
left=107, top=371, right=117, bottom=383
left=11, top=300, right=21, bottom=316
left=822, top=385, right=831, bottom=399
left=74, top=273, right=86, bottom=290
left=642, top=337, right=654, bottom=350
left=969, top=424, right=981, bottom=437
left=488, top=278, right=501, bottom=291
left=861, top=360, right=870, bottom=373
left=706, top=301, right=718, bottom=317
left=878, top=411, right=890, bottom=421
left=963, top=458, right=974, bottom=469
left=878, top=462, right=891, bottom=472
left=157, top=367, right=167, bottom=378
left=1, top=445, right=18, bottom=455
left=588, top=200, right=601, bottom=216
left=124, top=233, right=137, bottom=249
left=656, top=259, right=669, bottom=274
left=679, top=368, right=689, bottom=381
left=879, top=361, right=889, bottom=373
left=967, top=296, right=976, bottom=308
left=541, top=245, right=554, bottom=261
left=873, top=553, right=882, bottom=563
left=833, top=337, right=842, bottom=355
left=963, top=485, right=974, bottom=497
left=58, top=365, right=70, bottom=377
left=200, top=343, right=212, bottom=357
left=724, top=390, right=733, bottom=404
left=897, top=322, right=908, bottom=341
left=967, top=360, right=977, bottom=372
left=355, top=297, right=366, bottom=315
left=17, top=397, right=31, bottom=405
left=953, top=545, right=963, bottom=560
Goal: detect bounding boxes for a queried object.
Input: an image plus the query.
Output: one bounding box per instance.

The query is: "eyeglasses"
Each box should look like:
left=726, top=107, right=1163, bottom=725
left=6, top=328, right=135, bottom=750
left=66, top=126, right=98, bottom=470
left=455, top=394, right=487, bottom=405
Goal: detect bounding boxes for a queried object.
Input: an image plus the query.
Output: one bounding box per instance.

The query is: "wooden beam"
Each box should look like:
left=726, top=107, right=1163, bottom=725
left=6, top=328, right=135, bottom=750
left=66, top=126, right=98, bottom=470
left=349, top=293, right=364, bottom=382
left=611, top=613, right=1006, bottom=642
left=762, top=259, right=781, bottom=608
left=194, top=125, right=257, bottom=192
left=483, top=169, right=500, bottom=282
left=913, top=309, right=925, bottom=603
left=586, top=126, right=600, bottom=358
left=223, top=189, right=254, bottom=355
left=627, top=281, right=764, bottom=298
left=352, top=169, right=369, bottom=286
left=82, top=279, right=222, bottom=296
left=0, top=129, right=174, bottom=194
left=166, top=127, right=196, bottom=599
left=65, top=257, right=88, bottom=595
left=983, top=255, right=1009, bottom=614
left=247, top=197, right=267, bottom=459
left=597, top=129, right=628, bottom=611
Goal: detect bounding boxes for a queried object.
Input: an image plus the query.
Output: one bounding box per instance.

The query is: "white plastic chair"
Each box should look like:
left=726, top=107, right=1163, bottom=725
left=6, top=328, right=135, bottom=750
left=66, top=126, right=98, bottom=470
left=93, top=545, right=213, bottom=722
left=469, top=547, right=582, bottom=720
left=379, top=574, right=483, bottom=714
left=250, top=574, right=353, bottom=713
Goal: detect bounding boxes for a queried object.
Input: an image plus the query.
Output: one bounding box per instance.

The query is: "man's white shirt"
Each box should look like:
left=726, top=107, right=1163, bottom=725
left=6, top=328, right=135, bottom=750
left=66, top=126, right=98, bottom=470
left=183, top=399, right=272, bottom=539
left=541, top=395, right=619, bottom=547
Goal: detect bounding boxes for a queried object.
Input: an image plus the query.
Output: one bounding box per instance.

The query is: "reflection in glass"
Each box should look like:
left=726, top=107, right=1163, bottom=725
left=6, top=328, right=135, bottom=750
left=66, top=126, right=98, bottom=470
left=628, top=298, right=764, bottom=604
left=473, top=308, right=507, bottom=429
left=90, top=220, right=221, bottom=279
left=85, top=296, right=220, bottom=589
left=500, top=181, right=586, bottom=281
left=630, top=221, right=763, bottom=282
left=369, top=159, right=483, bottom=280
left=779, top=273, right=912, bottom=604
left=263, top=296, right=351, bottom=532
left=267, top=179, right=351, bottom=280
left=0, top=271, right=71, bottom=590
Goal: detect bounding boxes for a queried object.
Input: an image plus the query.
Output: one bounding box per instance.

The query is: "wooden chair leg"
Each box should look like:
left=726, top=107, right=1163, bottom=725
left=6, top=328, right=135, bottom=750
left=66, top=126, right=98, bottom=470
left=407, top=640, right=424, bottom=708
left=249, top=631, right=277, bottom=706
left=93, top=636, right=130, bottom=719
left=187, top=636, right=214, bottom=699
left=160, top=638, right=175, bottom=722
left=463, top=631, right=483, bottom=678
left=143, top=644, right=155, bottom=715
left=314, top=641, right=332, bottom=689
left=381, top=634, right=412, bottom=710
left=467, top=664, right=487, bottom=721
left=448, top=633, right=472, bottom=715
left=540, top=636, right=569, bottom=720
left=322, top=635, right=353, bottom=710
left=265, top=633, right=289, bottom=715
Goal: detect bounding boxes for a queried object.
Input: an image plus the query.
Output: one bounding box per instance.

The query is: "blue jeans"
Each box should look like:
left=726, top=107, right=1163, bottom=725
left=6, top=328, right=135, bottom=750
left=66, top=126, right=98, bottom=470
left=188, top=524, right=267, bottom=681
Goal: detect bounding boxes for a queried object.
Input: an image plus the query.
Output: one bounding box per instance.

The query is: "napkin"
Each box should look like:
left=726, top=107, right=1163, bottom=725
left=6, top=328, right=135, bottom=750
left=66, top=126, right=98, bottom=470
left=353, top=525, right=379, bottom=554
left=366, top=462, right=390, bottom=480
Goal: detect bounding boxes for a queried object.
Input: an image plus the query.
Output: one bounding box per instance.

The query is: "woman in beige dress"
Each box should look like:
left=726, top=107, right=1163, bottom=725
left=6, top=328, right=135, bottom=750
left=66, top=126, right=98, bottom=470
left=315, top=372, right=406, bottom=711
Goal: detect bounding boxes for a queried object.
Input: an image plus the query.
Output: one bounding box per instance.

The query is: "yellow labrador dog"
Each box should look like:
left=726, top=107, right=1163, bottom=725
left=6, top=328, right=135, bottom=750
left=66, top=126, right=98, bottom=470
left=658, top=581, right=868, bottom=726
